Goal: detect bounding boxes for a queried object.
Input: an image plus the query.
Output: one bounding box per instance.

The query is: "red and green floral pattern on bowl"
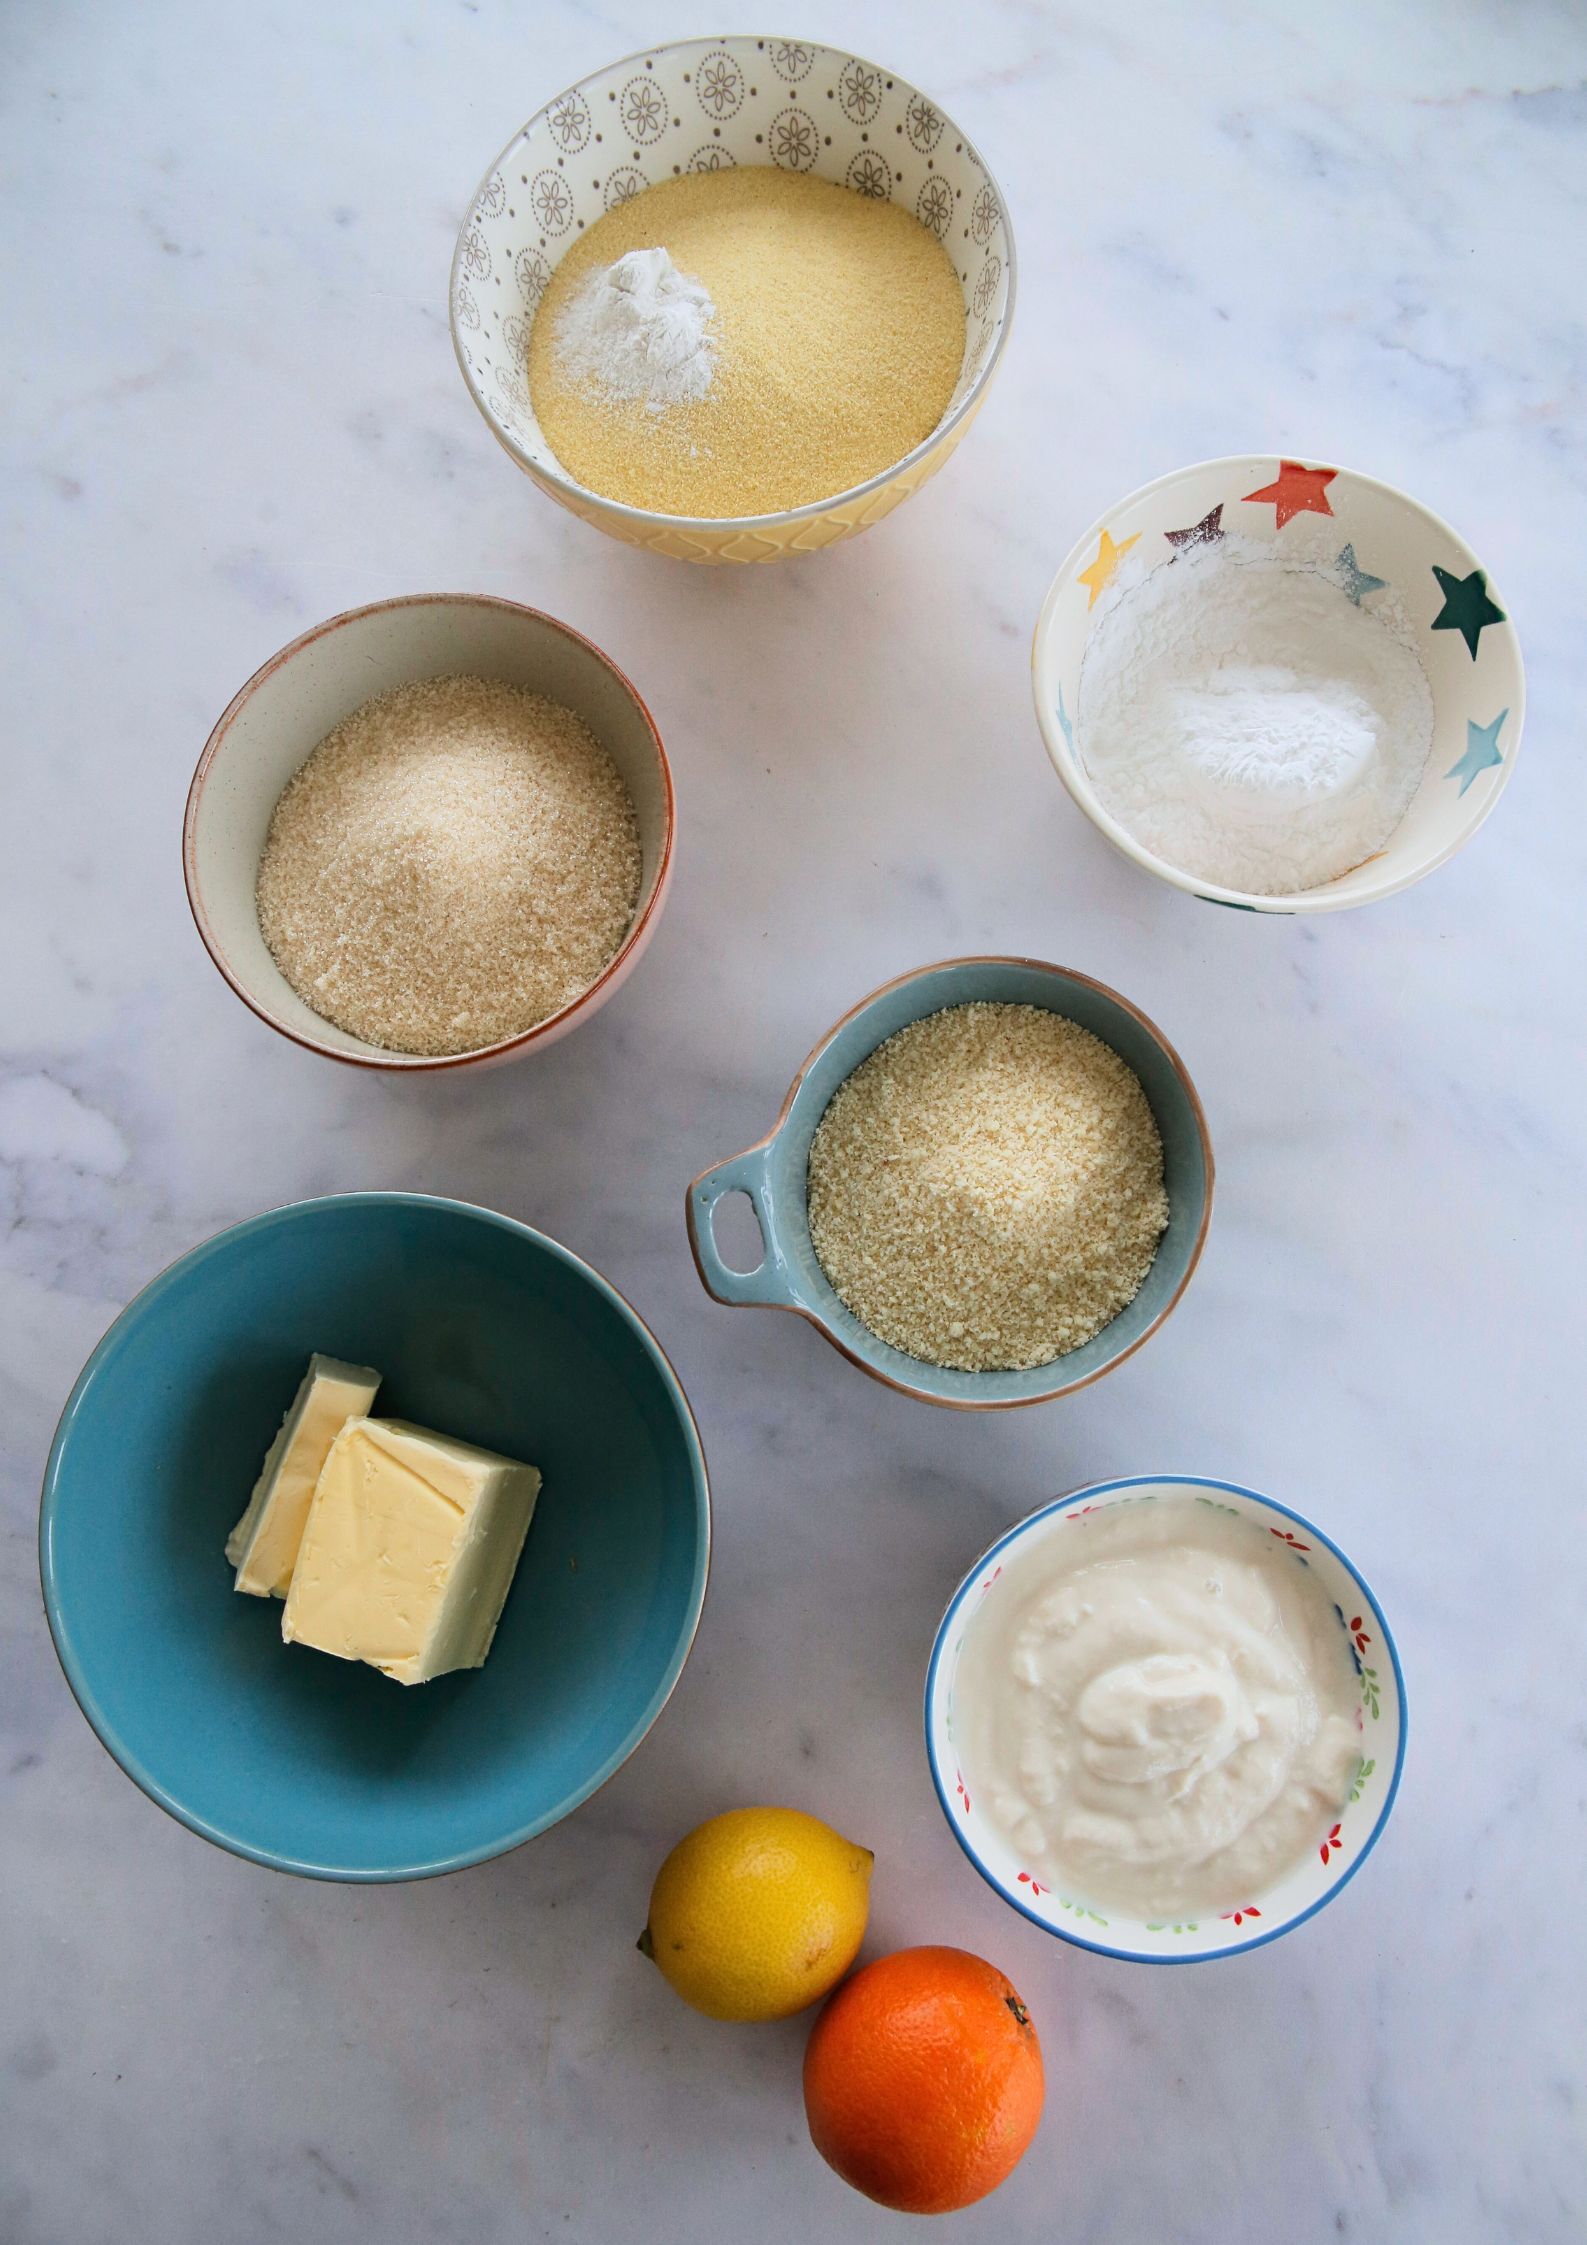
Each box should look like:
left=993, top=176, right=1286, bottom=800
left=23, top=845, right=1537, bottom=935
left=925, top=1475, right=1406, bottom=1965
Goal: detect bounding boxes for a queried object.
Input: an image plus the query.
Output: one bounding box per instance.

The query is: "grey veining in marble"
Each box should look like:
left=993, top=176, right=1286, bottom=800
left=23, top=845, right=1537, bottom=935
left=3, top=2, right=1585, bottom=2239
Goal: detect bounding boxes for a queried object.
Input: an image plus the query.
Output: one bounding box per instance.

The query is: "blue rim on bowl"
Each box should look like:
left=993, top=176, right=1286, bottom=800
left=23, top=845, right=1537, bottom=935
left=686, top=957, right=1213, bottom=1410
left=40, top=1193, right=711, bottom=1880
left=924, top=1476, right=1407, bottom=1962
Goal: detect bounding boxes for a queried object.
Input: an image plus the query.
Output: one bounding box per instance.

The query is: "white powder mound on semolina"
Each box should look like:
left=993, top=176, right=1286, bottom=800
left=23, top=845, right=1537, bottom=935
left=806, top=1003, right=1169, bottom=1373
left=528, top=168, right=965, bottom=519
left=256, top=675, right=640, bottom=1057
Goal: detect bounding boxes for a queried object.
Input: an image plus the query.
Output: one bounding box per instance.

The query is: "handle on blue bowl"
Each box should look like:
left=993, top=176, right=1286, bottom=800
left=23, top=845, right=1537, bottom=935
left=686, top=1139, right=793, bottom=1309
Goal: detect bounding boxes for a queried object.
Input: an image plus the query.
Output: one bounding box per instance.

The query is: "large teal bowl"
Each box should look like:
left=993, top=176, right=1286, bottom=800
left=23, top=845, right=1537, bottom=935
left=686, top=957, right=1213, bottom=1409
left=40, top=1194, right=710, bottom=1880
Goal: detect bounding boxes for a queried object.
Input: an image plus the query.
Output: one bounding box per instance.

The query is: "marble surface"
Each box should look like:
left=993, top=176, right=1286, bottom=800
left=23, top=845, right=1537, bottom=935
left=2, top=3, right=1584, bottom=2238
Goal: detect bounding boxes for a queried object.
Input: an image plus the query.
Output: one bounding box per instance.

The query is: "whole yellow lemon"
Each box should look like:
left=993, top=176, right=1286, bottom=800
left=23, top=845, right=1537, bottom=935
left=639, top=1807, right=873, bottom=2021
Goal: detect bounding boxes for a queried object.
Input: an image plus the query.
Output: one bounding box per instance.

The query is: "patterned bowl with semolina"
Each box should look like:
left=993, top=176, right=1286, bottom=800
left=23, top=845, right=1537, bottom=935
left=449, top=37, right=1014, bottom=563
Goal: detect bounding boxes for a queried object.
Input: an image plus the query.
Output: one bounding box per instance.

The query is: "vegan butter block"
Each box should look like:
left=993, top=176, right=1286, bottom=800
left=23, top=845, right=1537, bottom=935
left=226, top=1354, right=382, bottom=1598
left=281, top=1418, right=541, bottom=1685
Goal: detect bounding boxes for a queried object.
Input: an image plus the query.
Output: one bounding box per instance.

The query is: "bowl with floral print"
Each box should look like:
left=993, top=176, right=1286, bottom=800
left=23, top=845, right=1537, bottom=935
left=926, top=1476, right=1406, bottom=1963
left=449, top=38, right=1014, bottom=562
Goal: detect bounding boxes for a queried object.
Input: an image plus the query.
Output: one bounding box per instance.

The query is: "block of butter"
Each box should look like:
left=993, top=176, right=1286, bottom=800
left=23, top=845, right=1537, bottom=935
left=281, top=1418, right=541, bottom=1685
left=226, top=1354, right=382, bottom=1598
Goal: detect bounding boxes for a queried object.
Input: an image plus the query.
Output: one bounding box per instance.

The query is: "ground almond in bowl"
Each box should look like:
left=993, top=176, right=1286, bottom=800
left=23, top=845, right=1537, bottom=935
left=954, top=1496, right=1362, bottom=1921
left=806, top=1003, right=1169, bottom=1373
left=527, top=168, right=965, bottom=518
left=256, top=675, right=641, bottom=1056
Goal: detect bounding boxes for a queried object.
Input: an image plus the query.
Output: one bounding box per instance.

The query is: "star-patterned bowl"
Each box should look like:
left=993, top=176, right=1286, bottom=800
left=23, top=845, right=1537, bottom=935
left=1032, top=457, right=1523, bottom=913
left=925, top=1476, right=1407, bottom=1964
left=448, top=38, right=1014, bottom=563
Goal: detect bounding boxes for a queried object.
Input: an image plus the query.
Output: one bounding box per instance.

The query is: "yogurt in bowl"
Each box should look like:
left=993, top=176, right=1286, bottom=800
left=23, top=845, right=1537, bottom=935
left=925, top=1477, right=1405, bottom=1962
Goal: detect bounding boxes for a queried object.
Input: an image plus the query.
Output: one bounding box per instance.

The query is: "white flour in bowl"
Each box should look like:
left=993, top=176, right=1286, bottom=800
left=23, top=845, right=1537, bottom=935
left=1076, top=533, right=1433, bottom=895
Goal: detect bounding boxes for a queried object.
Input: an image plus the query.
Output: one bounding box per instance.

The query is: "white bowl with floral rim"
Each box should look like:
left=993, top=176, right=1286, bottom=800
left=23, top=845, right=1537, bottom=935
left=1032, top=457, right=1524, bottom=912
left=449, top=37, right=1014, bottom=563
left=925, top=1476, right=1406, bottom=1964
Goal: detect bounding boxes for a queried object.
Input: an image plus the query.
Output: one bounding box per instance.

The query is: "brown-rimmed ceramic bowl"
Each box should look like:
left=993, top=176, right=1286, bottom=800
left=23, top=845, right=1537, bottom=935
left=686, top=958, right=1213, bottom=1409
left=184, top=595, right=675, bottom=1070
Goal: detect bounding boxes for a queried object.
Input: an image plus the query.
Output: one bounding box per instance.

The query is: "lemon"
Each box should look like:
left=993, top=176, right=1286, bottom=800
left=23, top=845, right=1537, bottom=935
left=639, top=1807, right=873, bottom=2021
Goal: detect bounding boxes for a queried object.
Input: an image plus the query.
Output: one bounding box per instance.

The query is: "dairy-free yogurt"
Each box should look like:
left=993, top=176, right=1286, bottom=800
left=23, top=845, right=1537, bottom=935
left=954, top=1496, right=1361, bottom=1920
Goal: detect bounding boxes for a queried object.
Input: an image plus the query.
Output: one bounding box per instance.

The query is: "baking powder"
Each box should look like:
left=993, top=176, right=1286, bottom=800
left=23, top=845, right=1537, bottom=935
left=554, top=246, right=716, bottom=413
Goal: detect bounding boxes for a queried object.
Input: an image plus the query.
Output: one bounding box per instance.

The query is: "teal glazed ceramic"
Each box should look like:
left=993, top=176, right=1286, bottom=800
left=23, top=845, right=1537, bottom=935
left=686, top=957, right=1213, bottom=1408
left=925, top=1477, right=1407, bottom=1963
left=40, top=1194, right=709, bottom=1880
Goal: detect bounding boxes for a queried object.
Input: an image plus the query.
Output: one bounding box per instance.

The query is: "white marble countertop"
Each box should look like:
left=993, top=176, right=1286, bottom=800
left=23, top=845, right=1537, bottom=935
left=3, top=3, right=1584, bottom=2238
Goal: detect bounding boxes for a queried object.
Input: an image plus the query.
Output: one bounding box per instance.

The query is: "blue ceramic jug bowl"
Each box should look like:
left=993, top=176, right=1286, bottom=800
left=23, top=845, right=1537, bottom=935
left=41, top=1194, right=709, bottom=1879
left=687, top=957, right=1213, bottom=1409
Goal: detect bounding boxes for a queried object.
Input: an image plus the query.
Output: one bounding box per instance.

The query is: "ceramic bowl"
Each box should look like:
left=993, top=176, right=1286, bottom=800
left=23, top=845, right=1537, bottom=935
left=184, top=594, right=675, bottom=1070
left=40, top=1194, right=710, bottom=1881
left=926, top=1476, right=1406, bottom=1963
left=1032, top=456, right=1524, bottom=913
left=449, top=36, right=1015, bottom=563
left=685, top=957, right=1212, bottom=1409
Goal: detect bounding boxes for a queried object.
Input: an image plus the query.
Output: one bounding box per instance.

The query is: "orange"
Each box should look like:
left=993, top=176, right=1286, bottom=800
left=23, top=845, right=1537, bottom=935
left=802, top=1945, right=1044, bottom=2214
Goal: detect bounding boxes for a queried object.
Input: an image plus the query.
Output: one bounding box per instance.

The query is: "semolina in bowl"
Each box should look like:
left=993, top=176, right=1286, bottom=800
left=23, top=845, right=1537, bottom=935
left=449, top=37, right=1014, bottom=563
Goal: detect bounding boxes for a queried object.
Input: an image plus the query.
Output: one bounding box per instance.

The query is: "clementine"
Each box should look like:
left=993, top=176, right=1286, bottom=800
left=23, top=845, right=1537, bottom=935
left=802, top=1944, right=1044, bottom=2213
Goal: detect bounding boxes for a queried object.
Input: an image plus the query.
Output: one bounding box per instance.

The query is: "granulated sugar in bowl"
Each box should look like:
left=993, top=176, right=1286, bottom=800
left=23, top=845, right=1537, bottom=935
left=184, top=595, right=676, bottom=1072
left=450, top=38, right=1015, bottom=562
left=686, top=958, right=1213, bottom=1411
left=807, top=1003, right=1169, bottom=1374
left=256, top=675, right=641, bottom=1057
